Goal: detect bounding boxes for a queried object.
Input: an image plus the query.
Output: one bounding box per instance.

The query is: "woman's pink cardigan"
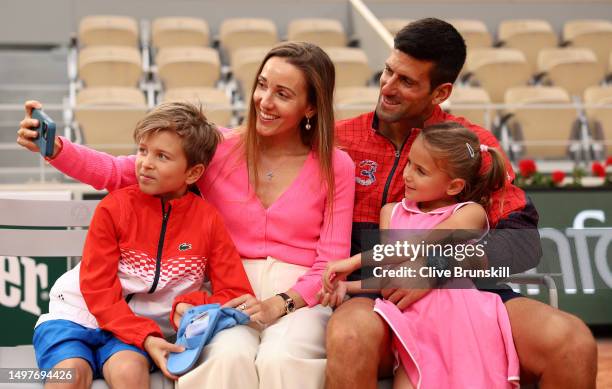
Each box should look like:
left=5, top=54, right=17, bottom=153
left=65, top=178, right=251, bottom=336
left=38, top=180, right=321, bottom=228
left=50, top=134, right=355, bottom=306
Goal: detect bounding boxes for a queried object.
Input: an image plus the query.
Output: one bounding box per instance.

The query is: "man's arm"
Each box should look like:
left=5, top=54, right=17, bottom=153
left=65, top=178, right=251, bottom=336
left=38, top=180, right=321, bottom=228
left=484, top=196, right=542, bottom=274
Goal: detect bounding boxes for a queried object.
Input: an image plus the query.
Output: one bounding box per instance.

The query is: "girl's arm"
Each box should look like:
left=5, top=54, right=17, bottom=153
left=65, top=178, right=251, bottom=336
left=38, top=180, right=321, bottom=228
left=433, top=203, right=488, bottom=231
left=341, top=202, right=397, bottom=296
left=379, top=202, right=395, bottom=230
left=322, top=253, right=361, bottom=292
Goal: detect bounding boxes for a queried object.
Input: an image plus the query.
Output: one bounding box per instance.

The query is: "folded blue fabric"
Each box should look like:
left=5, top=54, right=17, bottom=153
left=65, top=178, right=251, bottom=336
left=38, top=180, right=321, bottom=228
left=167, top=303, right=250, bottom=375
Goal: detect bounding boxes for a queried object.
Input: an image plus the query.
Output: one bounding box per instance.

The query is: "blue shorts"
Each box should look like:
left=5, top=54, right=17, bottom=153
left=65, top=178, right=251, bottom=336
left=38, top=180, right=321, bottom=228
left=33, top=320, right=150, bottom=379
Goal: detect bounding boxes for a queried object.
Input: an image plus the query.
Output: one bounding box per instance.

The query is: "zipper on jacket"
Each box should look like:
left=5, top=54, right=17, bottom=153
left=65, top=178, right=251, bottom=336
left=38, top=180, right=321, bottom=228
left=380, top=137, right=409, bottom=209
left=148, top=200, right=171, bottom=294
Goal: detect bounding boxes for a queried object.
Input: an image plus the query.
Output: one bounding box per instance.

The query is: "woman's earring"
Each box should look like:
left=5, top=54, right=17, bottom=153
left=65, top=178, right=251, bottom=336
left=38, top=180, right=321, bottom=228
left=305, top=117, right=312, bottom=131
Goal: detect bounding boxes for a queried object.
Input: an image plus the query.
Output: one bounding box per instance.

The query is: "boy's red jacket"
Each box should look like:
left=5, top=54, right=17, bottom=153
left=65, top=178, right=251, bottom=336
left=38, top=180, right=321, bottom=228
left=37, top=185, right=253, bottom=350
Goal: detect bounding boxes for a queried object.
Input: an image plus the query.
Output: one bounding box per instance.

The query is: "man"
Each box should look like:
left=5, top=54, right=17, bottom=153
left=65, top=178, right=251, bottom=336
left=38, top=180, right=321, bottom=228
left=328, top=18, right=597, bottom=388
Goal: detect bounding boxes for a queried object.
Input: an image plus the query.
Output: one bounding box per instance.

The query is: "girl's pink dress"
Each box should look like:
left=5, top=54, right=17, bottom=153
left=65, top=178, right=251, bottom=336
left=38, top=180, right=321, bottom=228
left=373, top=199, right=520, bottom=389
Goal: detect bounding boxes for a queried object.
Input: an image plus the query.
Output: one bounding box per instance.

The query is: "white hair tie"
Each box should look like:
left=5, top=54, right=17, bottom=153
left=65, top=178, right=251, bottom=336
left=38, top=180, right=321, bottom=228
left=480, top=144, right=489, bottom=153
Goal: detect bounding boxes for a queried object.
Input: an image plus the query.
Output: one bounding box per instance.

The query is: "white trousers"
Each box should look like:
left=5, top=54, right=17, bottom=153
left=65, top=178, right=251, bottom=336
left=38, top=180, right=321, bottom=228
left=177, top=257, right=331, bottom=389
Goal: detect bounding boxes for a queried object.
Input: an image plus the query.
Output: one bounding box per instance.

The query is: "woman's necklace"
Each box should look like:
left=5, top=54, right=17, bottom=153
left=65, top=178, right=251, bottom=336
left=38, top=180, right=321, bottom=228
left=263, top=159, right=285, bottom=181
left=261, top=146, right=308, bottom=182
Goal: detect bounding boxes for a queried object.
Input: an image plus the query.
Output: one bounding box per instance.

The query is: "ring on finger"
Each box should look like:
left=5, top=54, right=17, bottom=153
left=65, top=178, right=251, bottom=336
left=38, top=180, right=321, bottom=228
left=238, top=303, right=247, bottom=311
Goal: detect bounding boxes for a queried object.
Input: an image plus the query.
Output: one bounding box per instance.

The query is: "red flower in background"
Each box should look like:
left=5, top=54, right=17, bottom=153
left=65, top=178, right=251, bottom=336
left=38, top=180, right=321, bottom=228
left=606, top=156, right=612, bottom=166
left=551, top=170, right=565, bottom=185
left=518, top=159, right=537, bottom=178
left=592, top=162, right=606, bottom=177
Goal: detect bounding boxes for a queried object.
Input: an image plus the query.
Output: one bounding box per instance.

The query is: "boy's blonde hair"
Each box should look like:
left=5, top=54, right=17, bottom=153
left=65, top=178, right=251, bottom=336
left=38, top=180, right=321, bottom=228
left=133, top=102, right=222, bottom=167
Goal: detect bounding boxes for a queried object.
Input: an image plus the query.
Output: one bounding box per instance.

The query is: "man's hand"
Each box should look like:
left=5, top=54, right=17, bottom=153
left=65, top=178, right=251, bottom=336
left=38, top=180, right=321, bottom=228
left=173, top=303, right=194, bottom=329
left=381, top=288, right=432, bottom=310
left=143, top=335, right=184, bottom=380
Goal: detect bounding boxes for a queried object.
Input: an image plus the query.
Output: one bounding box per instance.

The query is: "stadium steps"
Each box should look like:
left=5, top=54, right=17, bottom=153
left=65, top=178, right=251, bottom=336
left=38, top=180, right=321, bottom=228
left=0, top=48, right=69, bottom=184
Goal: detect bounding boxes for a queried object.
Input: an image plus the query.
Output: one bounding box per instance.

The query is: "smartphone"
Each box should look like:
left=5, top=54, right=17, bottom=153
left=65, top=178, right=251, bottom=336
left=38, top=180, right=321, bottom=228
left=31, top=109, right=56, bottom=158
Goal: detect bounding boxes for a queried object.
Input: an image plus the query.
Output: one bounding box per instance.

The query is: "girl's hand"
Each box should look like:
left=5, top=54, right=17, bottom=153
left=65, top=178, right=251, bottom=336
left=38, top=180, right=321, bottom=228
left=323, top=259, right=356, bottom=292
left=143, top=335, right=184, bottom=380
left=173, top=303, right=194, bottom=329
left=319, top=281, right=348, bottom=308
left=16, top=100, right=62, bottom=158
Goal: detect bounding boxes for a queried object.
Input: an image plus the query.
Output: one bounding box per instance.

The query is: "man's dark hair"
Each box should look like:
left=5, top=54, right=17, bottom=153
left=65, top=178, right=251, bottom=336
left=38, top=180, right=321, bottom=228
left=394, top=18, right=466, bottom=90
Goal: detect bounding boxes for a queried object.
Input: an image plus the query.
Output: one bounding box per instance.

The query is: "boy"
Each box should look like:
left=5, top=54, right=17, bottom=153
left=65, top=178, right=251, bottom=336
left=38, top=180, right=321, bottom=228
left=33, top=102, right=253, bottom=388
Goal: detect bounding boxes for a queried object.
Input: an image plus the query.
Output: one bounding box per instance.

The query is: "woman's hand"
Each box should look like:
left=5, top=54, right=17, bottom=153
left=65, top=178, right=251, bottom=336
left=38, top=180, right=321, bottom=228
left=223, top=293, right=283, bottom=327
left=173, top=303, right=194, bottom=329
left=143, top=335, right=184, bottom=380
left=249, top=295, right=285, bottom=326
left=16, top=100, right=62, bottom=158
left=222, top=294, right=260, bottom=316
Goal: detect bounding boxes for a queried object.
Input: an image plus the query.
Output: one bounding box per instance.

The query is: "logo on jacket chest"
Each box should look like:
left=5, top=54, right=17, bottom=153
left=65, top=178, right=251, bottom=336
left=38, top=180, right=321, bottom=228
left=178, top=242, right=192, bottom=251
left=356, top=160, right=378, bottom=186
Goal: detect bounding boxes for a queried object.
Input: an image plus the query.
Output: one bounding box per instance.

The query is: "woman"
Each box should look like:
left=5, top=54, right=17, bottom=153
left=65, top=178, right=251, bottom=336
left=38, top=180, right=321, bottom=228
left=17, top=42, right=355, bottom=389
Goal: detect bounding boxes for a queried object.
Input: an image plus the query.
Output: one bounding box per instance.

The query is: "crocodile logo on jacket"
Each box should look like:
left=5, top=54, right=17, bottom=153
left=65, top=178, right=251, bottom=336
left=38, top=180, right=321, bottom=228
left=178, top=243, right=192, bottom=251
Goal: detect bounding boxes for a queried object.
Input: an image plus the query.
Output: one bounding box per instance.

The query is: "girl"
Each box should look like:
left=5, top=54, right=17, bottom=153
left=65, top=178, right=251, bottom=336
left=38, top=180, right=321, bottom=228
left=323, top=121, right=520, bottom=389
